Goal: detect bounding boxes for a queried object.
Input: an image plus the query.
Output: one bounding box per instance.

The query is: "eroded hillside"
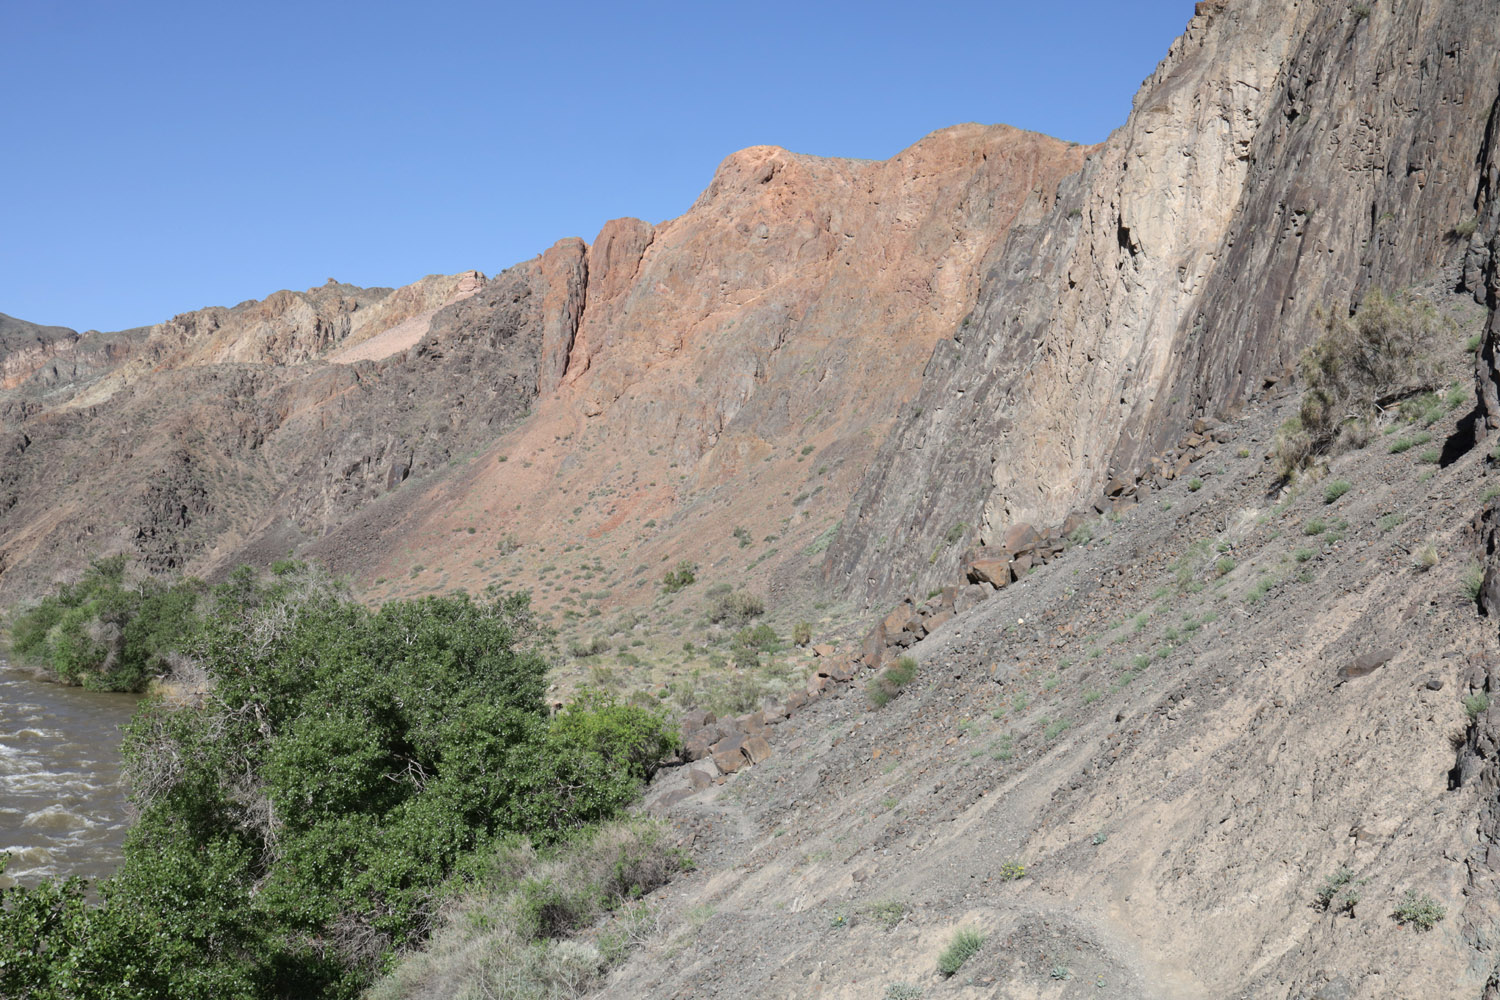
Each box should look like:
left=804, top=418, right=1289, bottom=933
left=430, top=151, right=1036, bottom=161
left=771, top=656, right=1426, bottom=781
left=0, top=126, right=1084, bottom=657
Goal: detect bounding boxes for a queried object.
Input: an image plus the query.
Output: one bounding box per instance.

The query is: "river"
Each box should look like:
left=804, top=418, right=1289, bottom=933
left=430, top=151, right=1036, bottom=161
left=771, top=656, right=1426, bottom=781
left=0, top=661, right=138, bottom=888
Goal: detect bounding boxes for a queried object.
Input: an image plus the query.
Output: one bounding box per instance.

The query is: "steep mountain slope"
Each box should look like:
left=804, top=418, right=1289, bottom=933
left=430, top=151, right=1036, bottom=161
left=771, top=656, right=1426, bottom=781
left=610, top=307, right=1500, bottom=998
left=0, top=125, right=1084, bottom=628
left=829, top=0, right=1500, bottom=607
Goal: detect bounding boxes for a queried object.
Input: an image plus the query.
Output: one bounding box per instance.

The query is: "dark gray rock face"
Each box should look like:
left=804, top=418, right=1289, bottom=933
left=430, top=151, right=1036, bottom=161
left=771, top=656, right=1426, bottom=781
left=0, top=265, right=551, bottom=597
left=829, top=0, right=1500, bottom=607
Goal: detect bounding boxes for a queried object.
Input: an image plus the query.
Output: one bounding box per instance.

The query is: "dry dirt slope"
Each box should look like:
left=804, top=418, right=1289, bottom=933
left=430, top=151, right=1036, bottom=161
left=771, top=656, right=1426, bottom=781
left=606, top=296, right=1500, bottom=999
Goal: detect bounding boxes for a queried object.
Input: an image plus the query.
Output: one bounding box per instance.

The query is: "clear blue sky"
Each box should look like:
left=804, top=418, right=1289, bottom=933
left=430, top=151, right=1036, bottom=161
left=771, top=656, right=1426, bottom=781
left=2, top=1, right=1194, bottom=332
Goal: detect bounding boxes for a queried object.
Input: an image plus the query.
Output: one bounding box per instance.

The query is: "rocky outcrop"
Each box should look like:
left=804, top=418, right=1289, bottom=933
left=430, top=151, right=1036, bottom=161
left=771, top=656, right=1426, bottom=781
left=830, top=0, right=1500, bottom=606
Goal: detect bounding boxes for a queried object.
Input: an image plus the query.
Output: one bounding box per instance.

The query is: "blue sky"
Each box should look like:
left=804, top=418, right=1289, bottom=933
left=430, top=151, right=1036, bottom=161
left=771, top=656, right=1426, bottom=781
left=2, top=1, right=1194, bottom=332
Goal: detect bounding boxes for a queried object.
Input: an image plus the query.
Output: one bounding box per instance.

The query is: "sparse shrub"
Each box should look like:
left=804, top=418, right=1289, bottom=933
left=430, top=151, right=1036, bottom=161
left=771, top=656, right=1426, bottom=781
left=1000, top=861, right=1026, bottom=880
left=937, top=928, right=985, bottom=977
left=1188, top=477, right=1204, bottom=492
left=733, top=526, right=752, bottom=548
left=1463, top=563, right=1486, bottom=601
left=661, top=561, right=697, bottom=593
left=1465, top=693, right=1490, bottom=719
left=707, top=589, right=765, bottom=626
left=1467, top=333, right=1484, bottom=353
left=1393, top=890, right=1446, bottom=930
left=1068, top=521, right=1095, bottom=547
left=1237, top=447, right=1251, bottom=458
left=1304, top=518, right=1327, bottom=536
left=1315, top=866, right=1365, bottom=914
left=1050, top=965, right=1072, bottom=980
left=1415, top=542, right=1439, bottom=569
left=1351, top=2, right=1371, bottom=20
left=1215, top=557, right=1236, bottom=576
left=1323, top=480, right=1352, bottom=503
left=944, top=522, right=968, bottom=545
left=884, top=983, right=923, bottom=1000
left=1276, top=290, right=1443, bottom=476
left=1456, top=215, right=1479, bottom=239
left=792, top=622, right=812, bottom=646
left=868, top=655, right=918, bottom=708
left=1418, top=447, right=1441, bottom=464
left=867, top=899, right=907, bottom=930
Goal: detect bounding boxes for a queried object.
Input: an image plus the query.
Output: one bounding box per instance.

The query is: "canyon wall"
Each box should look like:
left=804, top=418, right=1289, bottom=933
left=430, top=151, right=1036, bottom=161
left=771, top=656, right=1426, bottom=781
left=830, top=0, right=1500, bottom=606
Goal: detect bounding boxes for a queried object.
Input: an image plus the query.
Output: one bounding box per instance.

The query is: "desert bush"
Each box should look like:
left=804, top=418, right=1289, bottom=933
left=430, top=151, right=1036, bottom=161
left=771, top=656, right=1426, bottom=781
left=1275, top=290, right=1444, bottom=477
left=1465, top=693, right=1490, bottom=719
left=661, top=561, right=697, bottom=594
left=937, top=927, right=985, bottom=977
left=868, top=655, right=918, bottom=708
left=1323, top=480, right=1352, bottom=503
left=706, top=589, right=765, bottom=626
left=792, top=622, right=812, bottom=646
left=1463, top=563, right=1487, bottom=601
left=1393, top=890, right=1446, bottom=930
left=367, top=819, right=687, bottom=1000
left=1314, top=866, right=1364, bottom=914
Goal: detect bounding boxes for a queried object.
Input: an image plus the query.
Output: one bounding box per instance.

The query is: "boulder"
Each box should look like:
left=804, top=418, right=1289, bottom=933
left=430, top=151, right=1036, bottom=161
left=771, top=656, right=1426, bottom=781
left=882, top=602, right=918, bottom=635
left=713, top=749, right=747, bottom=774
left=967, top=557, right=1012, bottom=589
left=1002, top=522, right=1041, bottom=555
left=861, top=623, right=889, bottom=669
left=742, top=735, right=773, bottom=764
left=811, top=643, right=837, bottom=658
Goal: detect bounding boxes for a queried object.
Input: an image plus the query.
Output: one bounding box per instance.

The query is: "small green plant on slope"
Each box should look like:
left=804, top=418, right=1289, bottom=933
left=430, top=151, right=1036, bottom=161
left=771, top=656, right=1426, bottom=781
left=868, top=655, right=918, bottom=708
left=1465, top=693, right=1490, bottom=719
left=1463, top=563, right=1486, bottom=602
left=661, top=560, right=697, bottom=593
left=1323, top=480, right=1352, bottom=503
left=1393, top=890, right=1446, bottom=930
left=866, top=899, right=907, bottom=929
left=937, top=928, right=985, bottom=977
left=1314, top=866, right=1365, bottom=914
left=884, top=983, right=924, bottom=1000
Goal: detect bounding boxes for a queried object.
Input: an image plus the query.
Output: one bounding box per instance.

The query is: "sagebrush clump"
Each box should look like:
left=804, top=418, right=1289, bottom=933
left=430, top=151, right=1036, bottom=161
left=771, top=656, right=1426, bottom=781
left=1275, top=290, right=1444, bottom=478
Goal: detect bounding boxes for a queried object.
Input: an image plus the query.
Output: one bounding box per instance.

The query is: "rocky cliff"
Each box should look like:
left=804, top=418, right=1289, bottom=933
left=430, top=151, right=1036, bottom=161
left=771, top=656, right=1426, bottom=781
left=830, top=0, right=1500, bottom=606
left=0, top=125, right=1085, bottom=612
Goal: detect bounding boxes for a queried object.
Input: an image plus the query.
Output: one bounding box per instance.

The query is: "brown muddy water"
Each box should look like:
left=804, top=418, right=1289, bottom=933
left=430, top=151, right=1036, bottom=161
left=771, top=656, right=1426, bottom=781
left=0, top=661, right=138, bottom=887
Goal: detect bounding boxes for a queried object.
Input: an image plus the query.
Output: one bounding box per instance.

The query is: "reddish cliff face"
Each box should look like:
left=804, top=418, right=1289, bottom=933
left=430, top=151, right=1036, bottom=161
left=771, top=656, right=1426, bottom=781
left=0, top=124, right=1086, bottom=612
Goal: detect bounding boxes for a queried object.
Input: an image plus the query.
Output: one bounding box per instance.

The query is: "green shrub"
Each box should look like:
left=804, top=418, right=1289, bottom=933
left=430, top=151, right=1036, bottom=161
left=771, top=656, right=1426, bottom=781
left=884, top=983, right=923, bottom=1000
left=1323, top=480, right=1351, bottom=503
left=1464, top=564, right=1486, bottom=602
left=1456, top=216, right=1479, bottom=238
left=1188, top=478, right=1203, bottom=492
left=1303, top=518, right=1327, bottom=536
left=866, top=899, right=907, bottom=930
left=1465, top=693, right=1490, bottom=719
left=1314, top=866, right=1364, bottom=914
left=661, top=561, right=697, bottom=593
left=792, top=622, right=812, bottom=646
left=1393, top=890, right=1446, bottom=930
left=8, top=555, right=207, bottom=691
left=868, top=656, right=918, bottom=708
left=937, top=927, right=985, bottom=977
left=1, top=574, right=679, bottom=998
left=1215, top=557, right=1236, bottom=576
